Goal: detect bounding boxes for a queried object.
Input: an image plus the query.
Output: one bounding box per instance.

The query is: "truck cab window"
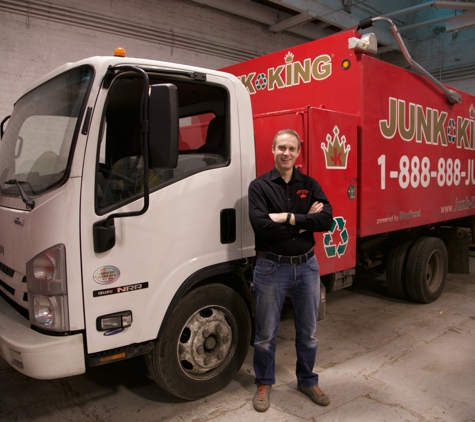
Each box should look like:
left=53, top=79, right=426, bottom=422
left=96, top=74, right=229, bottom=213
left=0, top=67, right=92, bottom=197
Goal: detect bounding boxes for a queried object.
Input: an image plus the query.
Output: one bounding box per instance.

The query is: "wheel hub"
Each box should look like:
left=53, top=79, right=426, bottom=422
left=178, top=307, right=232, bottom=375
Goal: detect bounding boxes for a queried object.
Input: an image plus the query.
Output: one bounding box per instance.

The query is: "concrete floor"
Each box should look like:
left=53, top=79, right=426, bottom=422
left=1, top=257, right=474, bottom=422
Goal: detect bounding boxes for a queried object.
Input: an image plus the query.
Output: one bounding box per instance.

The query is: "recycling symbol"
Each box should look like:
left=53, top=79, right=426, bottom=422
left=323, top=216, right=348, bottom=258
left=255, top=73, right=267, bottom=90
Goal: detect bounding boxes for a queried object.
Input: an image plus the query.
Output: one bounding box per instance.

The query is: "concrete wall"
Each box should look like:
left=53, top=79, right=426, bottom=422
left=0, top=0, right=307, bottom=118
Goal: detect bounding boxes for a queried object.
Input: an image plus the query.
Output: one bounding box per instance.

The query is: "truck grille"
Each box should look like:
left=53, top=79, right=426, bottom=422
left=0, top=278, right=15, bottom=295
left=0, top=260, right=28, bottom=311
left=0, top=262, right=15, bottom=278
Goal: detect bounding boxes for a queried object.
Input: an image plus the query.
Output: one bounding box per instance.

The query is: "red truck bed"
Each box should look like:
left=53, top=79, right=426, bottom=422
left=222, top=29, right=475, bottom=277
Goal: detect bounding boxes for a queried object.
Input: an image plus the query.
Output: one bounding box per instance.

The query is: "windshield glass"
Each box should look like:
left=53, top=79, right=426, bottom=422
left=0, top=65, right=93, bottom=197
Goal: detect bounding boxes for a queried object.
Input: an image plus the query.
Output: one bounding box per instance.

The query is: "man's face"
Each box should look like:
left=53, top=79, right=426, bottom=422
left=272, top=133, right=300, bottom=173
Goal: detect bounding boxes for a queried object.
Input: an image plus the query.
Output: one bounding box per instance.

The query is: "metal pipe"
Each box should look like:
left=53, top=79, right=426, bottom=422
left=360, top=16, right=462, bottom=104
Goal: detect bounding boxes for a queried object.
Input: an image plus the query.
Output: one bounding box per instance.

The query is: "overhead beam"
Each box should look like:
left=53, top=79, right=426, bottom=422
left=382, top=0, right=475, bottom=19
left=270, top=12, right=317, bottom=32
left=446, top=10, right=475, bottom=31
left=432, top=0, right=475, bottom=11
left=190, top=0, right=334, bottom=40
left=267, top=0, right=402, bottom=51
left=268, top=0, right=356, bottom=28
left=399, top=16, right=449, bottom=32
left=383, top=1, right=436, bottom=19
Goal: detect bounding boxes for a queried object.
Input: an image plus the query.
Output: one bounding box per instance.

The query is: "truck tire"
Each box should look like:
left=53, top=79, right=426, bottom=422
left=145, top=284, right=251, bottom=400
left=386, top=239, right=414, bottom=299
left=405, top=237, right=448, bottom=303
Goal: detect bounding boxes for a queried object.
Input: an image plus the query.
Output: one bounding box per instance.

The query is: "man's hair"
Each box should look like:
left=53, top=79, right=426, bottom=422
left=272, top=129, right=301, bottom=151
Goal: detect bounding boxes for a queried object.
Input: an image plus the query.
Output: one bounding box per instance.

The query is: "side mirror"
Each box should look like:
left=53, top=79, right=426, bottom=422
left=1, top=115, right=11, bottom=139
left=148, top=84, right=179, bottom=168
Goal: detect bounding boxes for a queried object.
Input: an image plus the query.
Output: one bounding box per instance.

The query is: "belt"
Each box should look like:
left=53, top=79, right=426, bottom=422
left=257, top=250, right=314, bottom=265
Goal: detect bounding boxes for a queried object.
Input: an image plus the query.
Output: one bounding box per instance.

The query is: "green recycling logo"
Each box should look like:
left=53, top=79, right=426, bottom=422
left=323, top=216, right=348, bottom=258
left=255, top=73, right=267, bottom=90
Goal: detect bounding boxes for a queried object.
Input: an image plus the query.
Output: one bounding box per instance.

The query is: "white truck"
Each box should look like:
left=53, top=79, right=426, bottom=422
left=0, top=52, right=256, bottom=400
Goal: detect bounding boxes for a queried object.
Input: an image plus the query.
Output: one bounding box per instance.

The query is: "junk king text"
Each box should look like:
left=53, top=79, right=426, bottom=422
left=379, top=97, right=475, bottom=150
left=378, top=155, right=475, bottom=190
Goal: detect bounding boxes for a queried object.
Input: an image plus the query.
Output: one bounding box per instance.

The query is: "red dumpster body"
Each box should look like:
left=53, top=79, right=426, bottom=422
left=222, top=29, right=475, bottom=278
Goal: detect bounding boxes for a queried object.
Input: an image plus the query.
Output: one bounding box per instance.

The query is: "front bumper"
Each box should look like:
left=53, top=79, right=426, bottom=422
left=0, top=294, right=85, bottom=379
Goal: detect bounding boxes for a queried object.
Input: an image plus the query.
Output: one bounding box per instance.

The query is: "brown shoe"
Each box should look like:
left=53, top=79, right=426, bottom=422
left=253, top=384, right=272, bottom=412
left=298, top=385, right=330, bottom=406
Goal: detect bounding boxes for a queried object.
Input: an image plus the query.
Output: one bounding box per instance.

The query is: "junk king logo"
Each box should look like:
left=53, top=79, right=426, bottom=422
left=379, top=98, right=475, bottom=150
left=237, top=52, right=332, bottom=95
left=321, top=126, right=351, bottom=169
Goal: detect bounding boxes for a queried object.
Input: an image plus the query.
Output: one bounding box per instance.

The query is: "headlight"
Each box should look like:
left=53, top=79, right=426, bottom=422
left=26, top=244, right=69, bottom=332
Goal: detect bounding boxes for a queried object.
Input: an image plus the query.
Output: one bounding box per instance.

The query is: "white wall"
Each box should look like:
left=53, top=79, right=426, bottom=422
left=0, top=0, right=307, bottom=118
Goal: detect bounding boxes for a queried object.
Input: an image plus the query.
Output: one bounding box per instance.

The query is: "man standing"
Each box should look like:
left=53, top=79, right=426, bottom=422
left=248, top=129, right=333, bottom=412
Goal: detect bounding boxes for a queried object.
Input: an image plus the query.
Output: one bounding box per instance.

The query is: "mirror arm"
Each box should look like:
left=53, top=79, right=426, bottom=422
left=93, top=66, right=150, bottom=253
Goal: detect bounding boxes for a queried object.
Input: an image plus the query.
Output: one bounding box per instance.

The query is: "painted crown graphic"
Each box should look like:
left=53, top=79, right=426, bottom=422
left=285, top=52, right=294, bottom=63
left=321, top=126, right=351, bottom=169
left=470, top=104, right=475, bottom=119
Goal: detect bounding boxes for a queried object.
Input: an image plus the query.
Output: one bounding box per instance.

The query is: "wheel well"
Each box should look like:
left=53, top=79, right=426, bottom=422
left=157, top=260, right=255, bottom=342
left=357, top=224, right=471, bottom=274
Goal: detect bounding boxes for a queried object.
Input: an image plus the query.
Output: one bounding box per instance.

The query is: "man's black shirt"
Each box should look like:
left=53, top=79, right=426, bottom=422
left=248, top=167, right=332, bottom=256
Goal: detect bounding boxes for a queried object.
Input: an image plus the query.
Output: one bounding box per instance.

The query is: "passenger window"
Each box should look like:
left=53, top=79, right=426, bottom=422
left=95, top=75, right=228, bottom=214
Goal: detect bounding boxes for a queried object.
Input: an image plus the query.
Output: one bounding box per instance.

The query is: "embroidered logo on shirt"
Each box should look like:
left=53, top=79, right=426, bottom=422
left=297, top=189, right=309, bottom=198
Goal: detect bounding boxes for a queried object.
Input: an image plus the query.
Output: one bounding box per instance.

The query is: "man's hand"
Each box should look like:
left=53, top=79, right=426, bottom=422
left=308, top=201, right=323, bottom=214
left=269, top=213, right=287, bottom=223
left=269, top=201, right=323, bottom=230
left=269, top=212, right=305, bottom=232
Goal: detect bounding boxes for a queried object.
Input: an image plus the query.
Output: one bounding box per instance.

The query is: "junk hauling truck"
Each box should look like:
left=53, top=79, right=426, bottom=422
left=0, top=17, right=474, bottom=400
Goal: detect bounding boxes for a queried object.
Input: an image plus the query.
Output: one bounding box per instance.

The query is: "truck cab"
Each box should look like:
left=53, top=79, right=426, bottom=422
left=0, top=54, right=255, bottom=400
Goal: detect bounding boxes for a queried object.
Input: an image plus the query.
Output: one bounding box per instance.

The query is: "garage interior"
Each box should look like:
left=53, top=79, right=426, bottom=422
left=0, top=1, right=474, bottom=421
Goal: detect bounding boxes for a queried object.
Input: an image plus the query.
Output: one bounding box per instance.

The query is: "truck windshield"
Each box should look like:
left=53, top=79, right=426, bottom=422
left=0, top=65, right=93, bottom=197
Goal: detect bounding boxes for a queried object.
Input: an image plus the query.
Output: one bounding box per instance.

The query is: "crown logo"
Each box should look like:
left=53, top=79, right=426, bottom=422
left=470, top=104, right=475, bottom=119
left=321, top=126, right=351, bottom=169
left=285, top=52, right=294, bottom=63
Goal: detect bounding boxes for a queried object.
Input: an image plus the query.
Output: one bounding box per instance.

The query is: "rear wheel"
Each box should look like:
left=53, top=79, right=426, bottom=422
left=146, top=284, right=251, bottom=400
left=386, top=239, right=414, bottom=299
left=405, top=237, right=448, bottom=303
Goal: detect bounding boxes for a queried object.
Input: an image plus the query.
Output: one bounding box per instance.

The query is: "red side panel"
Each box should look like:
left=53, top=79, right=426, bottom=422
left=308, top=107, right=358, bottom=275
left=221, top=29, right=364, bottom=118
left=224, top=27, right=475, bottom=274
left=359, top=55, right=475, bottom=237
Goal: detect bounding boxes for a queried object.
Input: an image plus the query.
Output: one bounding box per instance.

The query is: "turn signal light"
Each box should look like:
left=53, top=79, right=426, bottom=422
left=97, top=311, right=132, bottom=331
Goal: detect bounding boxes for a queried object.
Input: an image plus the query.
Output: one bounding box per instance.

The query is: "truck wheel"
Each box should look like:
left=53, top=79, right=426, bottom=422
left=386, top=239, right=414, bottom=299
left=145, top=284, right=251, bottom=400
left=405, top=237, right=448, bottom=303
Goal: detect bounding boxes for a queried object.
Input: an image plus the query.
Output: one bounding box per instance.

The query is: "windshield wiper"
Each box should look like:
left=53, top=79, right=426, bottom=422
left=5, top=179, right=35, bottom=210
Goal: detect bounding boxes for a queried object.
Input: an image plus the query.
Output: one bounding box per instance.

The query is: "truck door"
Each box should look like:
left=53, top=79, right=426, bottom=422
left=79, top=72, right=245, bottom=359
left=308, top=107, right=358, bottom=276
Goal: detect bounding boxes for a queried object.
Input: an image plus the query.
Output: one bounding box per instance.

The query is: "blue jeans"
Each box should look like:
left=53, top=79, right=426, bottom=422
left=252, top=253, right=321, bottom=387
